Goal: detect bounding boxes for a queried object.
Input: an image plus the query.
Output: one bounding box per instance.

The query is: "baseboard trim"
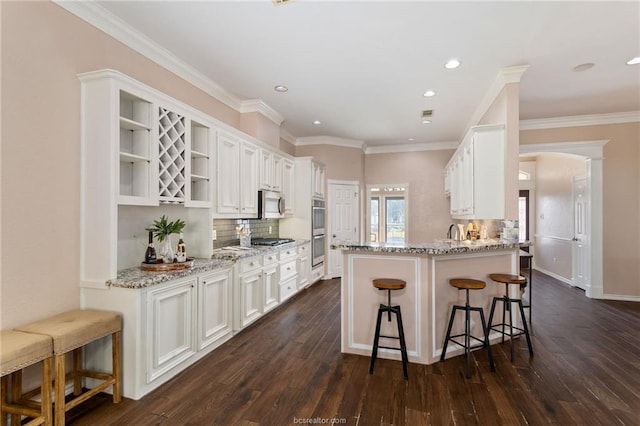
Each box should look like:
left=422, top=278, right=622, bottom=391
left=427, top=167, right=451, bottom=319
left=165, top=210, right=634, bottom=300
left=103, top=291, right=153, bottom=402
left=533, top=267, right=573, bottom=286
left=600, top=294, right=640, bottom=302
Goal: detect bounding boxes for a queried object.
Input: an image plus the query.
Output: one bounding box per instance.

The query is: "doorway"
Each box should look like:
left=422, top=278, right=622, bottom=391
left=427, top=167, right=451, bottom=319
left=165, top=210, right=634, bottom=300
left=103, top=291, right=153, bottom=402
left=367, top=185, right=408, bottom=244
left=327, top=180, right=360, bottom=278
left=520, top=140, right=607, bottom=298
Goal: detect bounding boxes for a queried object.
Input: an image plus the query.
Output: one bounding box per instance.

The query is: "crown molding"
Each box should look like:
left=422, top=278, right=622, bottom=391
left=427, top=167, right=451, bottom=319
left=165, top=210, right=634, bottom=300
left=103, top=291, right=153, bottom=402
left=239, top=100, right=285, bottom=126
left=54, top=0, right=285, bottom=121
left=519, top=139, right=609, bottom=159
left=519, top=111, right=640, bottom=130
left=295, top=136, right=366, bottom=150
left=365, top=141, right=458, bottom=154
left=464, top=65, right=529, bottom=137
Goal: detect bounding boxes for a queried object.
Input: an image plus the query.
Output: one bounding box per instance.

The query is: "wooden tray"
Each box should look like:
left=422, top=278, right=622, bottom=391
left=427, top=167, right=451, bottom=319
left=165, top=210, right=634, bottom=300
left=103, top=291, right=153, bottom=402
left=141, top=258, right=195, bottom=271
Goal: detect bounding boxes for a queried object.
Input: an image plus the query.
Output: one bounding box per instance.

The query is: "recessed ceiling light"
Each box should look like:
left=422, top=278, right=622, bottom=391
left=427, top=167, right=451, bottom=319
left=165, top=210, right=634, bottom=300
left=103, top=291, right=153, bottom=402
left=573, top=63, right=595, bottom=72
left=408, top=138, right=415, bottom=141
left=312, top=120, right=321, bottom=125
left=423, top=90, right=436, bottom=97
left=445, top=59, right=461, bottom=69
left=627, top=56, right=640, bottom=65
left=274, top=85, right=288, bottom=92
left=421, top=120, right=431, bottom=124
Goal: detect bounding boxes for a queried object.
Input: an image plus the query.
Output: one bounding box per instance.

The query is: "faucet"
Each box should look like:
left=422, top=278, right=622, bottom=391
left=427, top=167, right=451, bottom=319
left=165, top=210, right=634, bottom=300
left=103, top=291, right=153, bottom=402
left=447, top=224, right=460, bottom=240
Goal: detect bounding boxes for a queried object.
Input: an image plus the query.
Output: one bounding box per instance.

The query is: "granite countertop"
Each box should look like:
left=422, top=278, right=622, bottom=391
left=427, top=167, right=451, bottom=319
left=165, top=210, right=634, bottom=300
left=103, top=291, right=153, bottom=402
left=332, top=239, right=529, bottom=255
left=107, top=258, right=235, bottom=289
left=107, top=240, right=310, bottom=289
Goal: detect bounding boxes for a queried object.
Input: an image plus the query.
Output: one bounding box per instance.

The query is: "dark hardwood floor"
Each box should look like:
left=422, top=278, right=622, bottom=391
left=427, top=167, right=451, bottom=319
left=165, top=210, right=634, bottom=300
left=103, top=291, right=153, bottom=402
left=68, top=271, right=640, bottom=425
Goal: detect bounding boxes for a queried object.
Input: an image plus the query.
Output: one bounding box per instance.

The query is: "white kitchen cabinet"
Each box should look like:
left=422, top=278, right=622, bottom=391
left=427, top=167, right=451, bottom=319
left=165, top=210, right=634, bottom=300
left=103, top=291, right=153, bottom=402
left=197, top=269, right=233, bottom=351
left=187, top=120, right=213, bottom=207
left=282, top=158, right=295, bottom=216
left=279, top=246, right=298, bottom=302
left=158, top=107, right=187, bottom=204
left=446, top=124, right=505, bottom=220
left=262, top=255, right=279, bottom=314
left=215, top=132, right=259, bottom=217
left=146, top=277, right=197, bottom=382
left=259, top=150, right=283, bottom=193
left=312, top=160, right=326, bottom=199
left=237, top=256, right=263, bottom=329
left=297, top=243, right=311, bottom=289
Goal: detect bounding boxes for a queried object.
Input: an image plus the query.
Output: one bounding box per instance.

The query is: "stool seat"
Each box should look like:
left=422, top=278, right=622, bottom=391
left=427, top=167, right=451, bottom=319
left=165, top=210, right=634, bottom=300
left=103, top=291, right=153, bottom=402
left=449, top=278, right=486, bottom=290
left=15, top=309, right=121, bottom=355
left=488, top=273, right=526, bottom=285
left=1, top=330, right=53, bottom=425
left=372, top=278, right=406, bottom=290
left=1, top=331, right=52, bottom=376
left=15, top=309, right=122, bottom=425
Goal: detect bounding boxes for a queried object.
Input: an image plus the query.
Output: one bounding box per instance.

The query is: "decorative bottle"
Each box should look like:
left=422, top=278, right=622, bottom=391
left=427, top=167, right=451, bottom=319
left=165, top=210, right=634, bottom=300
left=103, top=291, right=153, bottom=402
left=144, top=231, right=157, bottom=264
left=176, top=233, right=187, bottom=262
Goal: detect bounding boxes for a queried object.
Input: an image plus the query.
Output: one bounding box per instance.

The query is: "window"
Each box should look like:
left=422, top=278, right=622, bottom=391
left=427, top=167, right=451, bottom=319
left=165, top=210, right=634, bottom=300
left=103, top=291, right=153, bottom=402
left=519, top=190, right=529, bottom=242
left=368, top=186, right=407, bottom=244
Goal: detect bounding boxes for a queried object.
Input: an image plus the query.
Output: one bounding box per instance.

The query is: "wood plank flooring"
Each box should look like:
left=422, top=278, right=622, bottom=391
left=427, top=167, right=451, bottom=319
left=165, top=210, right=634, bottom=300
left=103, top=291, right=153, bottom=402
left=68, top=271, right=640, bottom=425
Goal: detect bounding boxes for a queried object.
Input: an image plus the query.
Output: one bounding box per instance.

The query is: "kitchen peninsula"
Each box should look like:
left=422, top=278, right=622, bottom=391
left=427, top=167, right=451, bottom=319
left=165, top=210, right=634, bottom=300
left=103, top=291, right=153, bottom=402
left=335, top=240, right=526, bottom=365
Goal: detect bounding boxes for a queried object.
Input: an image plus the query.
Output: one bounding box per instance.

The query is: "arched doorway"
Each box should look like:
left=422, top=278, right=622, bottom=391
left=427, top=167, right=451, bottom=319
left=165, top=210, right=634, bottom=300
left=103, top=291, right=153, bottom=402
left=519, top=140, right=608, bottom=299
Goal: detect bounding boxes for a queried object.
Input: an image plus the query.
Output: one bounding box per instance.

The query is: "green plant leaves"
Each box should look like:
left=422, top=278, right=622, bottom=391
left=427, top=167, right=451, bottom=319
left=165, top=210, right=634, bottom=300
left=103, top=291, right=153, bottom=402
left=146, top=215, right=186, bottom=242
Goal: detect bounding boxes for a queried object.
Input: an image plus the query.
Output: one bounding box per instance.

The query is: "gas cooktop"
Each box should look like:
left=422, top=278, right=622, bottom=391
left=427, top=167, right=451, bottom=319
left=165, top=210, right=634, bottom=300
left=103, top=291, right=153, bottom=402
left=251, top=238, right=295, bottom=246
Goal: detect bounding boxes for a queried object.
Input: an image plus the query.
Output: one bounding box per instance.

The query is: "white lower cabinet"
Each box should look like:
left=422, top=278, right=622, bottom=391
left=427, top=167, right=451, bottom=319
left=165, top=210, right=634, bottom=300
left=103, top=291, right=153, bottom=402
left=197, top=269, right=233, bottom=351
left=239, top=267, right=263, bottom=329
left=146, top=277, right=197, bottom=383
left=263, top=253, right=279, bottom=313
left=279, top=276, right=298, bottom=303
left=297, top=243, right=311, bottom=288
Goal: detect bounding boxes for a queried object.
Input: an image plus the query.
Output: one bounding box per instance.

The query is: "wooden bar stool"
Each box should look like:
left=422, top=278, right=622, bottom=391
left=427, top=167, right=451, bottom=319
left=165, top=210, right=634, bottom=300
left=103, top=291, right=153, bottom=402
left=15, top=309, right=122, bottom=425
left=369, top=278, right=409, bottom=379
left=1, top=330, right=53, bottom=426
left=487, top=273, right=533, bottom=362
left=440, top=278, right=495, bottom=378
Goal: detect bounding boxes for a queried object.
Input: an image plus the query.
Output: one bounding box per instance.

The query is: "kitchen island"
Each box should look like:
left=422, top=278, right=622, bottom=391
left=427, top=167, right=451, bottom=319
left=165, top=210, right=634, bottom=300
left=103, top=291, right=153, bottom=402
left=334, top=240, right=526, bottom=365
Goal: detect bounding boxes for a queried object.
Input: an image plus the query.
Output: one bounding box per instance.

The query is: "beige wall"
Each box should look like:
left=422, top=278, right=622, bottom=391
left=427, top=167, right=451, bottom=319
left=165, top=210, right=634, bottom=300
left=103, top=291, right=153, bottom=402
left=295, top=144, right=365, bottom=182
left=279, top=138, right=296, bottom=156
left=239, top=111, right=281, bottom=149
left=365, top=150, right=454, bottom=243
left=521, top=122, right=640, bottom=297
left=0, top=1, right=262, bottom=329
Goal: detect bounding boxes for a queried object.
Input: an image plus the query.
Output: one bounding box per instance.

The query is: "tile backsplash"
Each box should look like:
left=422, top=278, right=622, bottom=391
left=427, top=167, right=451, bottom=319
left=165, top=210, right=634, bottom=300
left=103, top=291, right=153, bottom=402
left=213, top=218, right=279, bottom=249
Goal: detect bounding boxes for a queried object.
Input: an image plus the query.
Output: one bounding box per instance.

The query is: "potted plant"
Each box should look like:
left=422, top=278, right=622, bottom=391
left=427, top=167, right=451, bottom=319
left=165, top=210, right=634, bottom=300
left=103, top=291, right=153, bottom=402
left=146, top=215, right=186, bottom=263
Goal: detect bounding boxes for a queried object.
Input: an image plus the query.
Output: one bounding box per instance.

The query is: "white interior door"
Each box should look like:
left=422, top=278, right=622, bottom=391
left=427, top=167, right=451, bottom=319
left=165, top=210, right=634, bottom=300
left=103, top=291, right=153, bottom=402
left=572, top=176, right=590, bottom=290
left=328, top=182, right=359, bottom=278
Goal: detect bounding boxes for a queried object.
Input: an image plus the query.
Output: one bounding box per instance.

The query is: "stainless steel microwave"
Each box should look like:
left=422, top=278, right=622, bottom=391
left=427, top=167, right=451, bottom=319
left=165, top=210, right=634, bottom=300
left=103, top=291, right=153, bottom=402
left=258, top=190, right=285, bottom=219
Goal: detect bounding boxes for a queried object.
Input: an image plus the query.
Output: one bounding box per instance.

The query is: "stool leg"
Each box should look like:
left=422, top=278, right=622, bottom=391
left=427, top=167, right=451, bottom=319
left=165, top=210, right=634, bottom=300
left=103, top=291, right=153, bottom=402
left=386, top=290, right=392, bottom=322
left=73, top=347, right=82, bottom=396
left=464, top=303, right=472, bottom=378
left=1, top=375, right=8, bottom=426
left=507, top=296, right=515, bottom=362
left=440, top=306, right=458, bottom=362
left=487, top=297, right=499, bottom=336
left=9, top=371, right=20, bottom=426
left=42, top=357, right=52, bottom=426
left=369, top=306, right=384, bottom=374
left=478, top=307, right=495, bottom=372
left=394, top=306, right=409, bottom=380
left=501, top=296, right=507, bottom=344
left=517, top=300, right=534, bottom=357
left=54, top=353, right=66, bottom=426
left=112, top=331, right=122, bottom=403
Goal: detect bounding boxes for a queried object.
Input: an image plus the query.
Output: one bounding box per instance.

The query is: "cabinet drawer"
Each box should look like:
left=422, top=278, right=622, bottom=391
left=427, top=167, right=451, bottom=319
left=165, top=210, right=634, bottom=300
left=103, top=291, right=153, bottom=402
left=298, top=244, right=310, bottom=257
left=262, top=252, right=279, bottom=266
left=279, top=276, right=297, bottom=303
left=239, top=256, right=262, bottom=274
left=280, top=259, right=297, bottom=281
left=280, top=246, right=297, bottom=261
left=311, top=267, right=323, bottom=283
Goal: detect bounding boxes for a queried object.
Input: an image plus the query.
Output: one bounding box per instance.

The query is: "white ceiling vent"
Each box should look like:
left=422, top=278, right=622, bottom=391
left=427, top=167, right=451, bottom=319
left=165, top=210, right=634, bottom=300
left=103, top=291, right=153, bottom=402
left=421, top=110, right=434, bottom=118
left=273, top=0, right=294, bottom=5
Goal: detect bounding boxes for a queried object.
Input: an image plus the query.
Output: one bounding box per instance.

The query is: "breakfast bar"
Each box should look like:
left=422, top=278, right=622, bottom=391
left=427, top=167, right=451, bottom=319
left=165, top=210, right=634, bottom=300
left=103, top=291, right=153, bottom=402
left=335, top=240, right=526, bottom=365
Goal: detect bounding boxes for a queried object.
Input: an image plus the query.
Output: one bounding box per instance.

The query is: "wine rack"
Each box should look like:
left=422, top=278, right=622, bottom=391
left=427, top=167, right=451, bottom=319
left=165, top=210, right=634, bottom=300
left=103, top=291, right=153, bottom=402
left=158, top=107, right=186, bottom=203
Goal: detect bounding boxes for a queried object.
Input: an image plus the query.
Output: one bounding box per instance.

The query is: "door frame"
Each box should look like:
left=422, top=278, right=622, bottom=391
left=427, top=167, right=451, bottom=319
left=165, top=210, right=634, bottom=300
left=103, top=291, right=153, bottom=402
left=520, top=140, right=607, bottom=299
left=572, top=175, right=589, bottom=290
left=327, top=179, right=360, bottom=278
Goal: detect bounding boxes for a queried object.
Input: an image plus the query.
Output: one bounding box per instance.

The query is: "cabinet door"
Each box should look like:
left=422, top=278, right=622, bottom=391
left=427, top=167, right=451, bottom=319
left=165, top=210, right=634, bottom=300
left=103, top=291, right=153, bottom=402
left=461, top=145, right=474, bottom=215
left=216, top=132, right=241, bottom=214
left=282, top=159, right=295, bottom=215
left=240, top=270, right=262, bottom=328
left=240, top=140, right=259, bottom=216
left=198, top=269, right=232, bottom=351
left=298, top=255, right=310, bottom=288
left=146, top=278, right=196, bottom=383
left=272, top=154, right=283, bottom=192
left=262, top=264, right=279, bottom=313
left=259, top=149, right=273, bottom=190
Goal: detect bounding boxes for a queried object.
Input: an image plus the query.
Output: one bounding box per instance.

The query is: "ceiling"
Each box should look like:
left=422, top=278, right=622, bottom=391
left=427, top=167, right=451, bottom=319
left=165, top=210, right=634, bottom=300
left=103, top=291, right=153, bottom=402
left=91, top=1, right=640, bottom=148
